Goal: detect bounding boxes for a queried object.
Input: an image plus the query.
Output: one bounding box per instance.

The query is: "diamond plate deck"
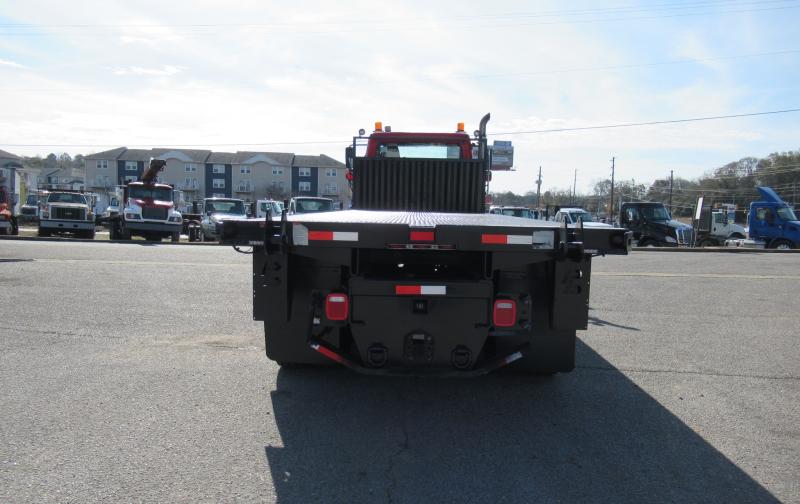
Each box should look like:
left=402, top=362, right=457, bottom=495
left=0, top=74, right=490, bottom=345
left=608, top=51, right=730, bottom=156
left=284, top=210, right=562, bottom=229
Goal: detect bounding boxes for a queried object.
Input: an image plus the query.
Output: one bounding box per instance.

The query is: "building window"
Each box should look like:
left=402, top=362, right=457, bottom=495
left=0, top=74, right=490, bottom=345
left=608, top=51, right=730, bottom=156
left=213, top=179, right=225, bottom=189
left=324, top=183, right=338, bottom=194
left=298, top=167, right=311, bottom=177
left=125, top=161, right=138, bottom=171
left=325, top=168, right=337, bottom=177
left=213, top=193, right=226, bottom=198
left=184, top=178, right=198, bottom=189
left=212, top=164, right=225, bottom=174
left=238, top=180, right=252, bottom=192
left=185, top=163, right=197, bottom=172
left=272, top=167, right=283, bottom=176
left=272, top=181, right=284, bottom=191
left=240, top=165, right=251, bottom=174
left=299, top=181, right=311, bottom=192
left=96, top=160, right=108, bottom=170
left=124, top=175, right=137, bottom=183
left=37, top=176, right=44, bottom=184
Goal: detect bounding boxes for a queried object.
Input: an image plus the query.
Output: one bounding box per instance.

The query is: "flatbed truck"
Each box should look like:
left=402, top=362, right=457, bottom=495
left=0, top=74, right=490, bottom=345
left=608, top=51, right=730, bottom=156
left=219, top=115, right=631, bottom=375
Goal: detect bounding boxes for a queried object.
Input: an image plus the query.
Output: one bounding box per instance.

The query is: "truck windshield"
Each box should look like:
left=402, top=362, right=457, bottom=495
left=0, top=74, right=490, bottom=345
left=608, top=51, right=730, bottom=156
left=207, top=200, right=245, bottom=214
left=47, top=193, right=87, bottom=205
left=641, top=206, right=671, bottom=221
left=377, top=143, right=461, bottom=159
left=129, top=186, right=172, bottom=201
left=25, top=195, right=37, bottom=205
left=295, top=199, right=333, bottom=213
left=260, top=201, right=281, bottom=215
left=569, top=211, right=594, bottom=222
left=776, top=207, right=797, bottom=221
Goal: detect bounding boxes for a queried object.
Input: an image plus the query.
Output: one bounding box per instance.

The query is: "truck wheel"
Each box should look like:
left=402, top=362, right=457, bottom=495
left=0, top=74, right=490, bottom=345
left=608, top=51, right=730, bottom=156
left=86, top=230, right=96, bottom=240
left=638, top=239, right=657, bottom=248
left=698, top=238, right=717, bottom=248
left=37, top=228, right=50, bottom=237
left=120, top=227, right=131, bottom=240
left=10, top=218, right=19, bottom=235
left=771, top=239, right=794, bottom=250
left=171, top=232, right=180, bottom=243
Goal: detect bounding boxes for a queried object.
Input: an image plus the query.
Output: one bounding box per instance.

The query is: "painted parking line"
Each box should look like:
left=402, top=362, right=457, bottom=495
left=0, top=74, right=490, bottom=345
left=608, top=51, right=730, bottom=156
left=595, top=272, right=800, bottom=280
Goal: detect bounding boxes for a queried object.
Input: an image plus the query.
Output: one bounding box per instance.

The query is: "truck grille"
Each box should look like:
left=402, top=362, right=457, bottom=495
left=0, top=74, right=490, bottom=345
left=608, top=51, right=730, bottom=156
left=142, top=207, right=168, bottom=220
left=53, top=207, right=85, bottom=220
left=352, top=158, right=485, bottom=213
left=675, top=227, right=693, bottom=246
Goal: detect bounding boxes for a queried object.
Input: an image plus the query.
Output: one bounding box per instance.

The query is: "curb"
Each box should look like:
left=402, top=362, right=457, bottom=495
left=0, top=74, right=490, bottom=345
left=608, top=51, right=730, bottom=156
left=0, top=235, right=220, bottom=246
left=631, top=246, right=800, bottom=253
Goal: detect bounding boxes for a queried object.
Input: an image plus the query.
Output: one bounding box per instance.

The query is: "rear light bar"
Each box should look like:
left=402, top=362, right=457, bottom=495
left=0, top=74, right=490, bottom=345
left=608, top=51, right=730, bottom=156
left=493, top=299, right=517, bottom=327
left=325, top=293, right=349, bottom=321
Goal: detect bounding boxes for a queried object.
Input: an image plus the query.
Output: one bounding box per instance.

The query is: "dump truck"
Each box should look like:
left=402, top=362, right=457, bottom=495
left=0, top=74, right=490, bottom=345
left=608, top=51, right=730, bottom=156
left=219, top=115, right=631, bottom=375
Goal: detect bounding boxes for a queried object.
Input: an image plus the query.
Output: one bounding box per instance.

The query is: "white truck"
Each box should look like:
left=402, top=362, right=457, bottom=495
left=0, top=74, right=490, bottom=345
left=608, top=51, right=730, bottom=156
left=554, top=207, right=613, bottom=228
left=255, top=199, right=283, bottom=219
left=38, top=191, right=95, bottom=239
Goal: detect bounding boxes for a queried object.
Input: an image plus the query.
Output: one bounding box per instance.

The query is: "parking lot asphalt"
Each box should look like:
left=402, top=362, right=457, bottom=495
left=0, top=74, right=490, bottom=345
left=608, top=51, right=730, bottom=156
left=1, top=241, right=798, bottom=503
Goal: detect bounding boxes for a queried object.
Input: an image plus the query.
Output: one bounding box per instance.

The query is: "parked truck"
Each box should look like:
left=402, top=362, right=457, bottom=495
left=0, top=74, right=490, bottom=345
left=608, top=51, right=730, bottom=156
left=619, top=201, right=693, bottom=247
left=691, top=197, right=747, bottom=247
left=37, top=190, right=95, bottom=238
left=105, top=159, right=183, bottom=242
left=218, top=115, right=631, bottom=376
left=726, top=186, right=800, bottom=249
left=0, top=184, right=19, bottom=235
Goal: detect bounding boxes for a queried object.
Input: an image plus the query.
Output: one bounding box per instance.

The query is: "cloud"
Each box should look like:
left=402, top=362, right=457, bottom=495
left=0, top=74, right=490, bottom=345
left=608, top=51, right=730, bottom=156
left=113, top=65, right=184, bottom=76
left=0, top=58, right=27, bottom=69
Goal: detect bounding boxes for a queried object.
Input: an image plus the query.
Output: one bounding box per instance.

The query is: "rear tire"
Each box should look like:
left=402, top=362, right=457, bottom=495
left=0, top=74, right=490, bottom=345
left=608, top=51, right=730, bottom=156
left=638, top=238, right=657, bottom=248
left=771, top=239, right=794, bottom=250
left=171, top=232, right=180, bottom=243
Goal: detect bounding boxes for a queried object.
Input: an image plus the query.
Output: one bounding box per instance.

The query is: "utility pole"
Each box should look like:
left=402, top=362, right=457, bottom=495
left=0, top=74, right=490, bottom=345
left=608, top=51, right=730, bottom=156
left=572, top=169, right=577, bottom=205
left=668, top=170, right=674, bottom=214
left=609, top=157, right=615, bottom=224
left=535, top=166, right=542, bottom=209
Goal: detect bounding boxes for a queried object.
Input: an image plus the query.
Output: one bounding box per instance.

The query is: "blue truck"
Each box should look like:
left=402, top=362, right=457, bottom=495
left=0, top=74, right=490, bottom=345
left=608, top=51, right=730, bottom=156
left=728, top=187, right=800, bottom=249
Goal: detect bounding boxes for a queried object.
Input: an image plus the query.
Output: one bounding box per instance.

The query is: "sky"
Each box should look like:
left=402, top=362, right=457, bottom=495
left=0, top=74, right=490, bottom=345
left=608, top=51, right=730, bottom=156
left=0, top=0, right=798, bottom=194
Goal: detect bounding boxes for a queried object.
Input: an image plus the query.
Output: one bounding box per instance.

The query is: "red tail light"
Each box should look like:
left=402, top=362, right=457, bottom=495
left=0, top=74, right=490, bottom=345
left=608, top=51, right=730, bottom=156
left=410, top=230, right=434, bottom=242
left=493, top=299, right=517, bottom=327
left=325, top=293, right=349, bottom=321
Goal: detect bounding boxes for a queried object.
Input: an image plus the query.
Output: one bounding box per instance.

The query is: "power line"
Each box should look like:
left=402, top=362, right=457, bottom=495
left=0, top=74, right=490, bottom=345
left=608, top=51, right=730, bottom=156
left=1, top=1, right=797, bottom=36
left=4, top=48, right=797, bottom=93
left=0, top=0, right=775, bottom=27
left=3, top=108, right=799, bottom=148
left=490, top=108, right=800, bottom=136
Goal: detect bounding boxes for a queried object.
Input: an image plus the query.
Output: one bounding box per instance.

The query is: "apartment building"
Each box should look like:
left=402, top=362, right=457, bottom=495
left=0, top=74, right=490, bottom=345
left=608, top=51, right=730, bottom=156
left=84, top=147, right=349, bottom=210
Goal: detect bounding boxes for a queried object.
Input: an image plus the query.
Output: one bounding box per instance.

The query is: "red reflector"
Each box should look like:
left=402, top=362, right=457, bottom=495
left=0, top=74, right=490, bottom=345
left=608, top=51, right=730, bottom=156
left=325, top=293, right=349, bottom=321
left=481, top=234, right=507, bottom=244
left=493, top=299, right=517, bottom=327
left=410, top=230, right=434, bottom=242
left=395, top=285, right=422, bottom=295
left=309, top=231, right=334, bottom=241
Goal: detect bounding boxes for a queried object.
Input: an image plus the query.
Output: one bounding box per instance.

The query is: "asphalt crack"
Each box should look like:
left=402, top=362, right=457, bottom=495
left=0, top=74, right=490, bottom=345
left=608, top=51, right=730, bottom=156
left=578, top=364, right=799, bottom=381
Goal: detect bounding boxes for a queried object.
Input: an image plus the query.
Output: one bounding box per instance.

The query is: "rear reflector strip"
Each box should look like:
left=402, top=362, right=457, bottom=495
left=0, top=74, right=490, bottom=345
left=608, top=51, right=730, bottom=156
left=309, top=230, right=359, bottom=242
left=395, top=285, right=447, bottom=296
left=481, top=234, right=534, bottom=245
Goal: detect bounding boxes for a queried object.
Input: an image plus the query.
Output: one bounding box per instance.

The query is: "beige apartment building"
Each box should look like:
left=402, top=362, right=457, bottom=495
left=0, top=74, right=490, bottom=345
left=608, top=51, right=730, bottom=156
left=84, top=147, right=349, bottom=211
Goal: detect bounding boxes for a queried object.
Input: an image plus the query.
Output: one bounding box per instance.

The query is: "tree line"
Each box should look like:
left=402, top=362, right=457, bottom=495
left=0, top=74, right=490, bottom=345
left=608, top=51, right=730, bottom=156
left=490, top=149, right=800, bottom=217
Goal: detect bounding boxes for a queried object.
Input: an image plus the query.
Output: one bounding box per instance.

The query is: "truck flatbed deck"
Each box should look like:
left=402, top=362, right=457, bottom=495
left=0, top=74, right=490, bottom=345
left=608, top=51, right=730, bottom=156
left=220, top=210, right=630, bottom=255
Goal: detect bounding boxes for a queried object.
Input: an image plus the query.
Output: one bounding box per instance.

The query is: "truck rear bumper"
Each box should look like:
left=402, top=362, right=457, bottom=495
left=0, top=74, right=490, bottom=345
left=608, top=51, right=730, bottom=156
left=39, top=219, right=94, bottom=231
